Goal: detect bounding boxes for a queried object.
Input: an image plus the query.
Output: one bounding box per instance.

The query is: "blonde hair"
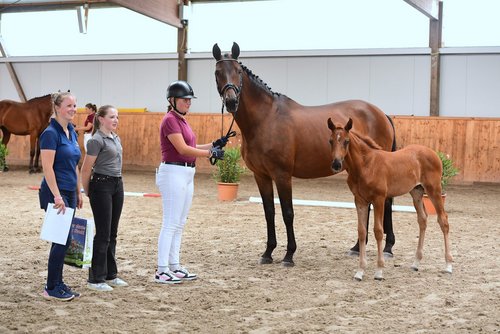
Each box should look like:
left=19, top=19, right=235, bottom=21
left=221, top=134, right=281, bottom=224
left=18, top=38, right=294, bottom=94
left=51, top=91, right=74, bottom=115
left=92, top=105, right=115, bottom=135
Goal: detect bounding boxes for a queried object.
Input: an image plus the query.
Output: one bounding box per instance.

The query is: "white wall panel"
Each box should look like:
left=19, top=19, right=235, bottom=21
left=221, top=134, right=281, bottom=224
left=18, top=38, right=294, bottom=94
left=69, top=62, right=102, bottom=107
left=466, top=55, right=500, bottom=117
left=440, top=55, right=467, bottom=117
left=0, top=64, right=18, bottom=98
left=369, top=56, right=417, bottom=116
left=326, top=57, right=371, bottom=102
left=1, top=52, right=499, bottom=117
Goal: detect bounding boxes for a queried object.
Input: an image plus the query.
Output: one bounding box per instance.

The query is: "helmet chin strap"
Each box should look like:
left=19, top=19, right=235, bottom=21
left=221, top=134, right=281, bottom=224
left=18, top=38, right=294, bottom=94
left=169, top=98, right=186, bottom=116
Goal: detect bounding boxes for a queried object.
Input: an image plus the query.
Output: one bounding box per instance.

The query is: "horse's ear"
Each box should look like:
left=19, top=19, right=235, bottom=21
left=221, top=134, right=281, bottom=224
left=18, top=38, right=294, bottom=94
left=345, top=118, right=353, bottom=131
left=212, top=43, right=222, bottom=61
left=327, top=117, right=334, bottom=130
left=231, top=42, right=240, bottom=60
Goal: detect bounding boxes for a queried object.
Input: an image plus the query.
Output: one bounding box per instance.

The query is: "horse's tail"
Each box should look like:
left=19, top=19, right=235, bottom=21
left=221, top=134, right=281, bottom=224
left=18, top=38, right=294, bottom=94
left=385, top=114, right=397, bottom=152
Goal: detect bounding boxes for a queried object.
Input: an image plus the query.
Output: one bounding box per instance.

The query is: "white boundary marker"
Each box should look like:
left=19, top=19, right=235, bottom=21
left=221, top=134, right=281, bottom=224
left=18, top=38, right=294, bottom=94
left=248, top=197, right=416, bottom=213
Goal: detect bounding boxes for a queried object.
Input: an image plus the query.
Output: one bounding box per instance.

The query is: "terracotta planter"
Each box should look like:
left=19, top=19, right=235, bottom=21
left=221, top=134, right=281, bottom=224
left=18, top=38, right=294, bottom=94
left=422, top=193, right=446, bottom=215
left=217, top=182, right=239, bottom=201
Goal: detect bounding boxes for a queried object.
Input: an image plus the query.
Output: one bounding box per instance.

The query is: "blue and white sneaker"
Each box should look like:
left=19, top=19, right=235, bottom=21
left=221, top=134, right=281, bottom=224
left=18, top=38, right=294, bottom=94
left=43, top=284, right=75, bottom=301
left=60, top=282, right=81, bottom=298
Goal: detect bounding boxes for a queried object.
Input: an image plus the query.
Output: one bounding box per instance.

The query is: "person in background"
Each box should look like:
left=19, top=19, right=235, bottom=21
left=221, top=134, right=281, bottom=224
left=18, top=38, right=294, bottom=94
left=155, top=80, right=226, bottom=284
left=80, top=105, right=128, bottom=292
left=75, top=103, right=97, bottom=152
left=39, top=91, right=83, bottom=301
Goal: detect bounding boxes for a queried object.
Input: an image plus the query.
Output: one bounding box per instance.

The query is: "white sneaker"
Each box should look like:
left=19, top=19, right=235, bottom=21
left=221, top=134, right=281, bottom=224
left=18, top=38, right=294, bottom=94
left=87, top=282, right=113, bottom=291
left=154, top=271, right=182, bottom=284
left=171, top=267, right=197, bottom=281
left=106, top=278, right=129, bottom=287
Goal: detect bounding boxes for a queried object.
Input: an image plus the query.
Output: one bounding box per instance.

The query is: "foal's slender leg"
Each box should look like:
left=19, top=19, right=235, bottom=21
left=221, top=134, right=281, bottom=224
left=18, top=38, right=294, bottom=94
left=354, top=199, right=369, bottom=281
left=275, top=176, right=296, bottom=267
left=410, top=187, right=427, bottom=271
left=430, top=192, right=453, bottom=273
left=254, top=174, right=277, bottom=264
left=372, top=198, right=386, bottom=280
left=383, top=197, right=396, bottom=256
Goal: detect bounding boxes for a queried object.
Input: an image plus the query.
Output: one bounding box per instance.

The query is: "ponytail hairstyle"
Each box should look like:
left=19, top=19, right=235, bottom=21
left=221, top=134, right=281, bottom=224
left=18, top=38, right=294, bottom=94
left=92, top=105, right=115, bottom=135
left=51, top=91, right=74, bottom=115
left=85, top=103, right=97, bottom=113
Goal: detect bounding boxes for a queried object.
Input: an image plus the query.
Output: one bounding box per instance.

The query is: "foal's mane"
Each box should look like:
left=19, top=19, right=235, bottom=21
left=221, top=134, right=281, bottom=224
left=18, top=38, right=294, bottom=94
left=350, top=130, right=383, bottom=151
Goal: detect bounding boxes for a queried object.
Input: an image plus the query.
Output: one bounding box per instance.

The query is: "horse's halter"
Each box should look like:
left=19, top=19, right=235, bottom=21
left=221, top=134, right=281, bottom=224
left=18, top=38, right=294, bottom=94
left=209, top=58, right=241, bottom=166
left=216, top=59, right=243, bottom=117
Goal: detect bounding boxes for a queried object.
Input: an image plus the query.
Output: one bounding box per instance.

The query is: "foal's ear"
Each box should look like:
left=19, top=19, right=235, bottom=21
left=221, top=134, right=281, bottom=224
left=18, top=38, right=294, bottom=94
left=327, top=117, right=334, bottom=130
left=231, top=42, right=240, bottom=59
left=345, top=118, right=353, bottom=131
left=212, top=43, right=222, bottom=61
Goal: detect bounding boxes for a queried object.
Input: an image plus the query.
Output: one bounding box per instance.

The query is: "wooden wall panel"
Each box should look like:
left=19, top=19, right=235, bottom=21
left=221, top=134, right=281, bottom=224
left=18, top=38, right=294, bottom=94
left=4, top=114, right=499, bottom=184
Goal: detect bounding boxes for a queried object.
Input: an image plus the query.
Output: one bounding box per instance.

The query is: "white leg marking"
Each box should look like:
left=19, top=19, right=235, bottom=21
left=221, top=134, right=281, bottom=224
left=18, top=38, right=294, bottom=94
left=354, top=270, right=364, bottom=281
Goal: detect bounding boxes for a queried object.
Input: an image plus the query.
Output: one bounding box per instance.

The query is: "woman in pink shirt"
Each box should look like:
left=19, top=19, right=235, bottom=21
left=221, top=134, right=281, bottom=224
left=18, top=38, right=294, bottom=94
left=155, top=81, right=225, bottom=284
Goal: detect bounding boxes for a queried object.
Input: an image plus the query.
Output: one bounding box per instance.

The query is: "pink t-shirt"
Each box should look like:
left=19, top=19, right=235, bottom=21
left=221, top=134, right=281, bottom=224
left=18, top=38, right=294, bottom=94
left=160, top=112, right=196, bottom=163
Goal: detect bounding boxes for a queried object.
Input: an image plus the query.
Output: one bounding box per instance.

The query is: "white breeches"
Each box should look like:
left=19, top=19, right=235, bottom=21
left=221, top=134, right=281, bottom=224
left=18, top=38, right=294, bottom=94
left=156, top=163, right=195, bottom=268
left=83, top=133, right=92, bottom=152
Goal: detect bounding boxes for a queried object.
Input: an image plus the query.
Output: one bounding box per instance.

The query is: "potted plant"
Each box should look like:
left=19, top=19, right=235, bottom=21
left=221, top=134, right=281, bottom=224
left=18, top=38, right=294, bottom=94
left=213, top=146, right=245, bottom=201
left=0, top=142, right=8, bottom=172
left=423, top=151, right=459, bottom=214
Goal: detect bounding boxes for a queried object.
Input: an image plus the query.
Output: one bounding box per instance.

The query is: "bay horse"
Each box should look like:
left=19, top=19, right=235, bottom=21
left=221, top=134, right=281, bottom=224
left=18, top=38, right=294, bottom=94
left=327, top=117, right=453, bottom=280
left=213, top=42, right=396, bottom=266
left=0, top=94, right=53, bottom=173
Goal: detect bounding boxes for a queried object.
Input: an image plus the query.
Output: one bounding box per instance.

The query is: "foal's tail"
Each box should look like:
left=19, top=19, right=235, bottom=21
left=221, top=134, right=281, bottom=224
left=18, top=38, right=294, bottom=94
left=385, top=114, right=397, bottom=152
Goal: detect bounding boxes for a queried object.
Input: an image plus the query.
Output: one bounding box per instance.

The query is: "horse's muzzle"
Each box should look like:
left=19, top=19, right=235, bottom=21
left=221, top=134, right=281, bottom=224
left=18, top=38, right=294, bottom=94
left=331, top=159, right=343, bottom=173
left=225, top=98, right=238, bottom=113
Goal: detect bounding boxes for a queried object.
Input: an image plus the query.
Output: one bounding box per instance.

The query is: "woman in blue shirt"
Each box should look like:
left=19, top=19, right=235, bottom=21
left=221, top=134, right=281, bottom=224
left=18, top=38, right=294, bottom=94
left=39, top=91, right=83, bottom=301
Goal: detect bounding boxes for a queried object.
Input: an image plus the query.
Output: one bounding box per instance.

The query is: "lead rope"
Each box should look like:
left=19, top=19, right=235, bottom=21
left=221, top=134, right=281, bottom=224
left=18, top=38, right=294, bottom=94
left=209, top=101, right=236, bottom=166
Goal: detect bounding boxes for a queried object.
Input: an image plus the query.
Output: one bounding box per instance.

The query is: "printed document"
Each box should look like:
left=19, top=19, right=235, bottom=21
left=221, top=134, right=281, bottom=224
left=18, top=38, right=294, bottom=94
left=40, top=204, right=74, bottom=245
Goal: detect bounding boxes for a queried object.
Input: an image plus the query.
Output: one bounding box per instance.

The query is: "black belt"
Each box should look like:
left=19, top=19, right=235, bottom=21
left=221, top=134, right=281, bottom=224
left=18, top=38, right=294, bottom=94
left=162, top=161, right=195, bottom=168
left=92, top=173, right=122, bottom=181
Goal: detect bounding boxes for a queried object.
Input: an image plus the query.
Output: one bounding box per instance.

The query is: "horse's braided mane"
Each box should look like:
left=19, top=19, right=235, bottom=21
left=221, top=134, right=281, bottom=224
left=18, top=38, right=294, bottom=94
left=239, top=62, right=282, bottom=97
left=351, top=130, right=383, bottom=151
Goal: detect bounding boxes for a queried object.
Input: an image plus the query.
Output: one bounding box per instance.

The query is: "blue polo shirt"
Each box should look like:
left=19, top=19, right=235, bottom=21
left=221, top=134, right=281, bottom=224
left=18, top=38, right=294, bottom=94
left=40, top=118, right=81, bottom=191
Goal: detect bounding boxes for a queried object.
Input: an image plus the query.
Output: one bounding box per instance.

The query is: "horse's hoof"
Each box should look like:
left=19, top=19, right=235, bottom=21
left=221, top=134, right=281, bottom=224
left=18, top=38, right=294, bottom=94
left=383, top=251, right=394, bottom=259
left=411, top=265, right=419, bottom=271
left=259, top=257, right=273, bottom=265
left=374, top=276, right=385, bottom=281
left=29, top=169, right=36, bottom=174
left=281, top=260, right=295, bottom=268
left=383, top=244, right=394, bottom=256
left=346, top=250, right=359, bottom=257
left=354, top=272, right=363, bottom=281
left=443, top=263, right=452, bottom=274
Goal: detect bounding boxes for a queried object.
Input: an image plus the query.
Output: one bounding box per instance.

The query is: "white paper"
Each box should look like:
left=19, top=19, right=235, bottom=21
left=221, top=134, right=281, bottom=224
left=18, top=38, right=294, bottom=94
left=40, top=204, right=75, bottom=245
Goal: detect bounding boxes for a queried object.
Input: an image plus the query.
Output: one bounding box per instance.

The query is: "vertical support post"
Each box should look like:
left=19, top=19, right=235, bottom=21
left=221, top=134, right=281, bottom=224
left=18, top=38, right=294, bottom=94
left=177, top=16, right=188, bottom=81
left=429, top=1, right=443, bottom=116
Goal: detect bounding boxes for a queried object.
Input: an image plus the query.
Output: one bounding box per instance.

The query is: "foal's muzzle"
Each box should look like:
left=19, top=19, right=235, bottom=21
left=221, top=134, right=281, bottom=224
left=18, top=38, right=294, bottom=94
left=331, top=159, right=343, bottom=173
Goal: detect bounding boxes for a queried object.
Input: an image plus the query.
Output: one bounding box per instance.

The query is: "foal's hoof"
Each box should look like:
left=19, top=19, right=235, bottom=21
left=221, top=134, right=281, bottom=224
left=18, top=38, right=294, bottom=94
left=281, top=260, right=295, bottom=268
left=383, top=244, right=394, bottom=257
left=259, top=257, right=273, bottom=265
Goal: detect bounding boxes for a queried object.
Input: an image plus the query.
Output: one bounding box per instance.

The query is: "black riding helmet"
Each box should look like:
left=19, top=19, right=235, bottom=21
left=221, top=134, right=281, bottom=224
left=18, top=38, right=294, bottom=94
left=166, top=80, right=197, bottom=99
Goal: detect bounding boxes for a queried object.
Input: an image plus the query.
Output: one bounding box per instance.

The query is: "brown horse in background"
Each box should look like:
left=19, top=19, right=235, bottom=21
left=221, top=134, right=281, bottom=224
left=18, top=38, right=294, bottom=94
left=327, top=117, right=452, bottom=280
left=0, top=94, right=53, bottom=173
left=213, top=42, right=396, bottom=266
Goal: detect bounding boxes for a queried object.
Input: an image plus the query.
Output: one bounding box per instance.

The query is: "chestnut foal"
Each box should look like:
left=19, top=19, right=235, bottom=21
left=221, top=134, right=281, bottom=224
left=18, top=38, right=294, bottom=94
left=327, top=117, right=452, bottom=281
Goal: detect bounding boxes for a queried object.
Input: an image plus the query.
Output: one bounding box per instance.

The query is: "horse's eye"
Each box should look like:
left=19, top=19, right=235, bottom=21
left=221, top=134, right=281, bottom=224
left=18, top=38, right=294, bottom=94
left=344, top=140, right=350, bottom=147
left=328, top=139, right=333, bottom=146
